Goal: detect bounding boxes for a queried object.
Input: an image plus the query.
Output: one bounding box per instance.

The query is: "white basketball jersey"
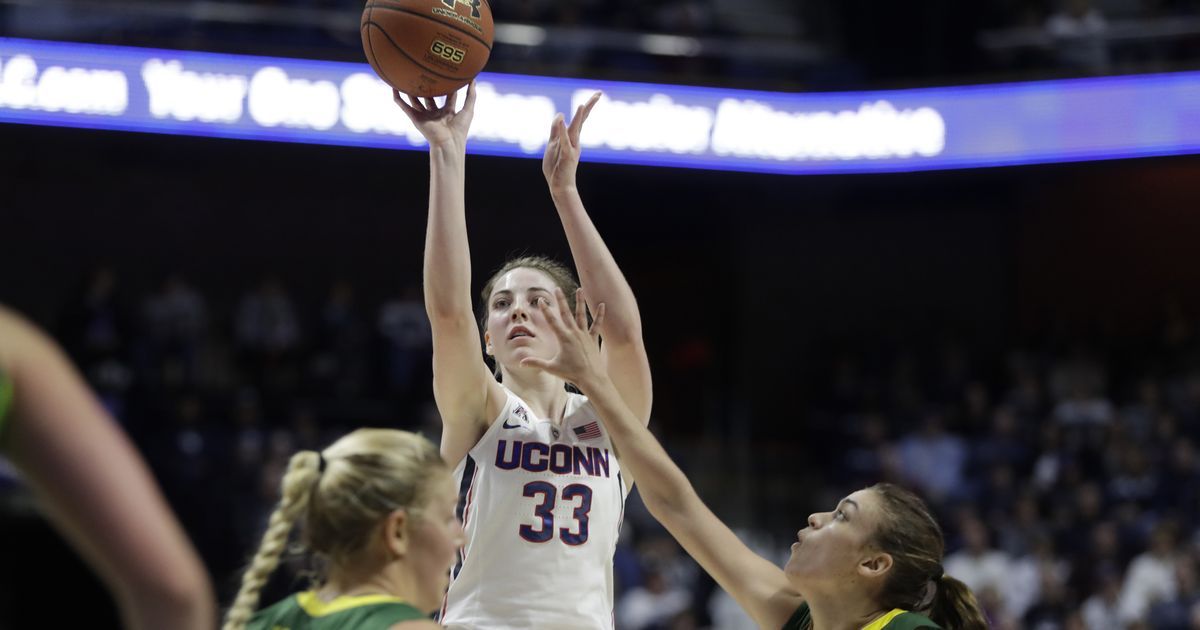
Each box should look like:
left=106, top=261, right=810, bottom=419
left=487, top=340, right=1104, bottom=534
left=440, top=387, right=627, bottom=629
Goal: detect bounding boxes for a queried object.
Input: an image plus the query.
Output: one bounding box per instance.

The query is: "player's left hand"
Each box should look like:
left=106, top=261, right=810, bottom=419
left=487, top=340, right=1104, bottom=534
left=521, top=287, right=607, bottom=391
left=543, top=92, right=601, bottom=193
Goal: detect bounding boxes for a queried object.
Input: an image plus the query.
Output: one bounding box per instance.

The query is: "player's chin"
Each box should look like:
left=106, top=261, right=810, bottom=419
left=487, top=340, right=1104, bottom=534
left=782, top=548, right=805, bottom=575
left=505, top=347, right=543, bottom=366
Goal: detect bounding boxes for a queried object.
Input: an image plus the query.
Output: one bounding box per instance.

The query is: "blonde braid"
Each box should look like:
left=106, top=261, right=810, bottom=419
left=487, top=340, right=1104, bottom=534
left=222, top=451, right=322, bottom=630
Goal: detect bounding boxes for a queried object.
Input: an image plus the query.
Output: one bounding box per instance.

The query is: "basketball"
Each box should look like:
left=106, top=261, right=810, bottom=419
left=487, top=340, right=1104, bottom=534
left=361, top=0, right=494, bottom=98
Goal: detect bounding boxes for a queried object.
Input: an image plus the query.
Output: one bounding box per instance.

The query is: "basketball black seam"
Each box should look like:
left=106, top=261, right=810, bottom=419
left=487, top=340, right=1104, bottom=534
left=364, top=3, right=493, bottom=52
left=363, top=4, right=400, bottom=89
left=364, top=20, right=475, bottom=81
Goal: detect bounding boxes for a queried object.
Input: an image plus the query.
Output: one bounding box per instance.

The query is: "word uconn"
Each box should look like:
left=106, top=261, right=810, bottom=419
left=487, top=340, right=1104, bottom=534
left=495, top=440, right=612, bottom=478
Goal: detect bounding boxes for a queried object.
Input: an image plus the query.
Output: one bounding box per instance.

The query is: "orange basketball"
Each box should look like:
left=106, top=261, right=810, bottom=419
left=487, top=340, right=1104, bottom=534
left=361, top=0, right=494, bottom=97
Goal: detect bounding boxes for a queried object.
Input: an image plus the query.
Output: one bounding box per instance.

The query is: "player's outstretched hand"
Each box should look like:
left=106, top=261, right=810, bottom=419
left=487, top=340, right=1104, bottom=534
left=521, top=287, right=607, bottom=390
left=543, top=92, right=601, bottom=193
left=393, top=80, right=477, bottom=151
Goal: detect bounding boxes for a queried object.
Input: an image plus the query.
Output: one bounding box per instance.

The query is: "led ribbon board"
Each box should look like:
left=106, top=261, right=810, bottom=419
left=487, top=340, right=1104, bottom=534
left=1, top=36, right=1199, bottom=174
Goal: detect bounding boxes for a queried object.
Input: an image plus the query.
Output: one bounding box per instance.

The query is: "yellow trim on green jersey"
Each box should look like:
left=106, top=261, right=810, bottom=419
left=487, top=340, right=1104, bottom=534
left=863, top=609, right=907, bottom=630
left=295, top=591, right=410, bottom=618
left=782, top=602, right=939, bottom=630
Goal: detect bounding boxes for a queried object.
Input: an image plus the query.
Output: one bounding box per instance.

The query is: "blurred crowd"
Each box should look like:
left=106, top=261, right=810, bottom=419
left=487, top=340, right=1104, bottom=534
left=985, top=0, right=1200, bottom=75
left=6, top=265, right=1195, bottom=630
left=6, top=0, right=1200, bottom=87
left=787, top=300, right=1200, bottom=630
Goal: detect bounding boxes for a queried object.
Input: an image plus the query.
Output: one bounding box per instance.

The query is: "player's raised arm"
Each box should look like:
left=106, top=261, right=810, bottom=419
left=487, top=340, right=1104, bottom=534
left=521, top=290, right=803, bottom=630
left=0, top=306, right=215, bottom=630
left=543, top=94, right=653, bottom=424
left=394, top=83, right=503, bottom=464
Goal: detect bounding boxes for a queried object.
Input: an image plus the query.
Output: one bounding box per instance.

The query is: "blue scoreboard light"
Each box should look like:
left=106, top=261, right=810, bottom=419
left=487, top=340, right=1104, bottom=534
left=1, top=37, right=1198, bottom=174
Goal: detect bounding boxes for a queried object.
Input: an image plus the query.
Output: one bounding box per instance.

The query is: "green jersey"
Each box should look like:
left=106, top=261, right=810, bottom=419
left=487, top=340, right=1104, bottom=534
left=0, top=369, right=13, bottom=448
left=782, top=603, right=941, bottom=630
left=247, top=592, right=427, bottom=630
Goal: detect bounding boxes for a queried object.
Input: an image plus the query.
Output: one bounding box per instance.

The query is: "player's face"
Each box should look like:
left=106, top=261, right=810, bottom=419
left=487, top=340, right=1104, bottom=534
left=784, top=489, right=882, bottom=587
left=407, top=474, right=464, bottom=613
left=485, top=267, right=563, bottom=369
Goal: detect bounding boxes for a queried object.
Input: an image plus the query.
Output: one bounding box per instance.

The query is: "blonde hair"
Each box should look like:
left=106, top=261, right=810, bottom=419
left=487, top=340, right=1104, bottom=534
left=222, top=429, right=446, bottom=630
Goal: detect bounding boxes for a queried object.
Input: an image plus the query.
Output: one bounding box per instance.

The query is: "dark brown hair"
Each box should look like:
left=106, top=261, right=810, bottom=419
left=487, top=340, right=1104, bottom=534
left=869, top=483, right=988, bottom=630
left=479, top=256, right=580, bottom=378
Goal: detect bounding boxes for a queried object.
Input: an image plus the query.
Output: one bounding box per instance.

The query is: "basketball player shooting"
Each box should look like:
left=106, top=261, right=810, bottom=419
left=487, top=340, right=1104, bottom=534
left=393, top=84, right=653, bottom=629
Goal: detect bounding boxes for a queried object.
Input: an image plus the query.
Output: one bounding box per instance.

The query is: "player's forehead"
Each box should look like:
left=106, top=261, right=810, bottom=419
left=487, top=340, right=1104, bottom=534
left=839, top=489, right=883, bottom=524
left=490, top=267, right=557, bottom=296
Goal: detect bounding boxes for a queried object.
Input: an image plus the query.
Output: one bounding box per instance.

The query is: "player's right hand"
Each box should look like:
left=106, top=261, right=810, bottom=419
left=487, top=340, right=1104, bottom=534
left=393, top=80, right=477, bottom=151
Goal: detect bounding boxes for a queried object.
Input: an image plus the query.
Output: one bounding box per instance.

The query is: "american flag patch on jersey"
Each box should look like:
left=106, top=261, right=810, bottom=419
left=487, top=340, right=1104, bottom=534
left=573, top=421, right=602, bottom=440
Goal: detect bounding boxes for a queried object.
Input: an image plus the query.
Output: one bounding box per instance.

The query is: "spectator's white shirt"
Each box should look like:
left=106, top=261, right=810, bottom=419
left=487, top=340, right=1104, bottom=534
left=708, top=588, right=757, bottom=630
left=945, top=549, right=1012, bottom=609
left=1118, top=553, right=1177, bottom=624
left=1082, top=592, right=1120, bottom=629
left=617, top=586, right=691, bottom=630
left=1006, top=557, right=1069, bottom=621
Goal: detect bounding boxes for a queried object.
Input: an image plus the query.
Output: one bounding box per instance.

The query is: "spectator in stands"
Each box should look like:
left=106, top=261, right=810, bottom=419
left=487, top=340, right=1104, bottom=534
left=944, top=515, right=1012, bottom=618
left=1119, top=524, right=1180, bottom=624
left=1045, top=0, right=1111, bottom=72
left=896, top=411, right=968, bottom=502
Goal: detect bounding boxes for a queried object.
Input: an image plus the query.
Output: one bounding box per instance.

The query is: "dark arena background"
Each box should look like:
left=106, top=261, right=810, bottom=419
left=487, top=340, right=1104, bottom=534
left=3, top=1, right=1200, bottom=628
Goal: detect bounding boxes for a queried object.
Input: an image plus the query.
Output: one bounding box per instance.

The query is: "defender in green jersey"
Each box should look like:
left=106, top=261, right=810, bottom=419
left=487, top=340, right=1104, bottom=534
left=246, top=592, right=426, bottom=630
left=224, top=429, right=463, bottom=630
left=520, top=288, right=989, bottom=630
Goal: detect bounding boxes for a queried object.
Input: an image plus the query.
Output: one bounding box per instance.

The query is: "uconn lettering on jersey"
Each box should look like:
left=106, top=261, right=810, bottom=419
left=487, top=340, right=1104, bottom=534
left=495, top=440, right=611, bottom=477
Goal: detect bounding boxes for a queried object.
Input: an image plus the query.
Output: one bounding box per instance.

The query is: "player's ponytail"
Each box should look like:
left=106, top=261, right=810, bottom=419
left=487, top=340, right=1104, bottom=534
left=869, top=483, right=988, bottom=629
left=221, top=450, right=322, bottom=630
left=927, top=574, right=988, bottom=630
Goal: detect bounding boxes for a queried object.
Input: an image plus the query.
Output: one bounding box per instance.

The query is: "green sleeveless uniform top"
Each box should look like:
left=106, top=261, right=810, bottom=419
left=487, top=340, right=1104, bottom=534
left=783, top=602, right=941, bottom=630
left=247, top=592, right=427, bottom=630
left=0, top=369, right=13, bottom=449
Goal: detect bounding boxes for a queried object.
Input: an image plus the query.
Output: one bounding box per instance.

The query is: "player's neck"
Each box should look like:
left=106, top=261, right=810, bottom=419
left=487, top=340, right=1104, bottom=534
left=320, top=562, right=408, bottom=604
left=804, top=588, right=891, bottom=630
left=502, top=367, right=570, bottom=422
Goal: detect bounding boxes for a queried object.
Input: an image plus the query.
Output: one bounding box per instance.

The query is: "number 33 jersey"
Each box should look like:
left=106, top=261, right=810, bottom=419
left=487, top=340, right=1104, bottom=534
left=440, top=387, right=627, bottom=629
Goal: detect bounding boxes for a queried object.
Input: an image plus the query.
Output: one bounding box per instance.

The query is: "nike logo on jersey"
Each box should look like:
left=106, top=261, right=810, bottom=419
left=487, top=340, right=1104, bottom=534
left=502, top=419, right=524, bottom=429
left=495, top=439, right=611, bottom=478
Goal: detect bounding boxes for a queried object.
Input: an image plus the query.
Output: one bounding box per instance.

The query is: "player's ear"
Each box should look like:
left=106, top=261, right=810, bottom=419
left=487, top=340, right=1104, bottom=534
left=483, top=330, right=493, bottom=356
left=858, top=551, right=893, bottom=580
left=383, top=509, right=409, bottom=557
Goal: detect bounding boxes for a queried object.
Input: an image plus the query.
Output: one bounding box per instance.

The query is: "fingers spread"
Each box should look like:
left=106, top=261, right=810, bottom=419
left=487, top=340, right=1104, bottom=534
left=590, top=303, right=606, bottom=337
left=394, top=90, right=417, bottom=115
left=557, top=116, right=572, bottom=144
left=569, top=92, right=602, bottom=144
left=538, top=293, right=570, bottom=336
left=521, top=357, right=550, bottom=371
left=553, top=287, right=576, bottom=330
left=574, top=288, right=588, bottom=329
left=464, top=79, right=478, bottom=110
